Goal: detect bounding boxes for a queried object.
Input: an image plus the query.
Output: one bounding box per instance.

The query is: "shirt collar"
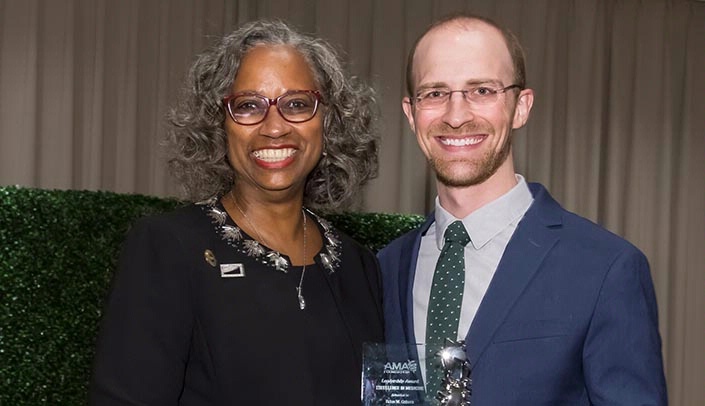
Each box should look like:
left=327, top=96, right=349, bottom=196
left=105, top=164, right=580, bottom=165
left=433, top=175, right=534, bottom=250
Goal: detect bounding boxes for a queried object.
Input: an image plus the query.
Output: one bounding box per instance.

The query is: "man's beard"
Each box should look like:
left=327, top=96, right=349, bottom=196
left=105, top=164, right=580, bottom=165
left=427, top=123, right=512, bottom=188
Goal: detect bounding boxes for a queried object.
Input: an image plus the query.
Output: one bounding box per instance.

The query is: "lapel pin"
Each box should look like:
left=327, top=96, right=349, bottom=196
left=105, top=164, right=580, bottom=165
left=204, top=249, right=217, bottom=267
left=220, top=263, right=245, bottom=278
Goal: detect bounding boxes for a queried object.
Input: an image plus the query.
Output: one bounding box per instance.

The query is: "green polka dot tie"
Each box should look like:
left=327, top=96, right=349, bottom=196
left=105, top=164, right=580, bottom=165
left=425, top=220, right=471, bottom=396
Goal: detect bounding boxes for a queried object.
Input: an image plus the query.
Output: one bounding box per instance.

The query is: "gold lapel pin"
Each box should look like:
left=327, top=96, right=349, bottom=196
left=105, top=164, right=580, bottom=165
left=204, top=249, right=217, bottom=267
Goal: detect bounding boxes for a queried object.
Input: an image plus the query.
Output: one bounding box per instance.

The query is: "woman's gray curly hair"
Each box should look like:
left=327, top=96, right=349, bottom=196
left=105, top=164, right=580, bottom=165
left=165, top=19, right=379, bottom=211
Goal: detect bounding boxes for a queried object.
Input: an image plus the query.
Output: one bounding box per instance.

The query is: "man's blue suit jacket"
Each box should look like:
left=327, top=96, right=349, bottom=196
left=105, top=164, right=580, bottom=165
left=378, top=183, right=667, bottom=405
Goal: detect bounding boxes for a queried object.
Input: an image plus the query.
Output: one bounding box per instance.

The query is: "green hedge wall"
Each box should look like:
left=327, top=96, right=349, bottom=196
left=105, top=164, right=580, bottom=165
left=0, top=186, right=424, bottom=405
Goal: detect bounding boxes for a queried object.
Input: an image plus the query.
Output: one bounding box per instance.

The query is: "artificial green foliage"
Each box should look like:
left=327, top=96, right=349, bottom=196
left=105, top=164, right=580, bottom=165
left=0, top=186, right=424, bottom=405
left=0, top=186, right=183, bottom=405
left=326, top=211, right=425, bottom=252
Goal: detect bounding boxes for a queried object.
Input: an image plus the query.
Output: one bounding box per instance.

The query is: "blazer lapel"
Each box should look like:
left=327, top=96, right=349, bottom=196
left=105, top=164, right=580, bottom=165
left=465, top=184, right=563, bottom=367
left=400, top=215, right=434, bottom=345
left=317, top=255, right=359, bottom=357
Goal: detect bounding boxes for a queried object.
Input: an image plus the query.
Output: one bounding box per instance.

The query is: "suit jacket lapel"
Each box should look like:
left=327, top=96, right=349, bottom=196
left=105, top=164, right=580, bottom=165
left=401, top=215, right=434, bottom=345
left=465, top=184, right=563, bottom=367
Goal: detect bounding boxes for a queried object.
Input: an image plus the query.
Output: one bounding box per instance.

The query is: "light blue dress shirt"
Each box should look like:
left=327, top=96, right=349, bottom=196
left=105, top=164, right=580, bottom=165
left=413, top=175, right=534, bottom=380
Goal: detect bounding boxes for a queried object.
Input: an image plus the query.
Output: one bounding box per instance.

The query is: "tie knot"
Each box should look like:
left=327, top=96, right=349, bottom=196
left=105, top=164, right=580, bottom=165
left=444, top=220, right=470, bottom=246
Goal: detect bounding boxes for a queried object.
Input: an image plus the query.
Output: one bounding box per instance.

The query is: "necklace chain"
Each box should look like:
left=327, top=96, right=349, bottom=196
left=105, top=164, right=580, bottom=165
left=229, top=191, right=308, bottom=310
left=230, top=192, right=269, bottom=247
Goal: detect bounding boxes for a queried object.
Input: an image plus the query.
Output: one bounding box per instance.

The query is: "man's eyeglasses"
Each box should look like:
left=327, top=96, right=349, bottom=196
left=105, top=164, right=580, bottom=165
left=223, top=90, right=323, bottom=125
left=413, top=84, right=521, bottom=110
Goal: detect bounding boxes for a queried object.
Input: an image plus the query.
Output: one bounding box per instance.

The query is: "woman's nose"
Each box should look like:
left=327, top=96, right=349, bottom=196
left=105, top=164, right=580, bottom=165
left=258, top=105, right=292, bottom=138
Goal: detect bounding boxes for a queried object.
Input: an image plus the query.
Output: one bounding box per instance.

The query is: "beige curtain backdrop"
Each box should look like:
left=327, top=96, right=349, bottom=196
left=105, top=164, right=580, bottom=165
left=1, top=0, right=703, bottom=403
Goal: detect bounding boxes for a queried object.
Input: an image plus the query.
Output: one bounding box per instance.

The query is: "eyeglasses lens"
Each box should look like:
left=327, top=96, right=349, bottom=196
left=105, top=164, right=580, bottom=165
left=277, top=92, right=317, bottom=122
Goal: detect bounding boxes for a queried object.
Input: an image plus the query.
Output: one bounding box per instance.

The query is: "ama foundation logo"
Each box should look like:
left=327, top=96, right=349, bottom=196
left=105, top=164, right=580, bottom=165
left=383, top=359, right=418, bottom=374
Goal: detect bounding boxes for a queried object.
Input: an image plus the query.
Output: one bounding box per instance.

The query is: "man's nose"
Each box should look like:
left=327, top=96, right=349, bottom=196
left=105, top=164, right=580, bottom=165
left=442, top=92, right=476, bottom=128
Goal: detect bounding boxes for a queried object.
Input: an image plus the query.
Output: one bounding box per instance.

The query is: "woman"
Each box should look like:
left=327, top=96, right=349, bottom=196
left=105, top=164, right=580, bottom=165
left=90, top=19, right=383, bottom=405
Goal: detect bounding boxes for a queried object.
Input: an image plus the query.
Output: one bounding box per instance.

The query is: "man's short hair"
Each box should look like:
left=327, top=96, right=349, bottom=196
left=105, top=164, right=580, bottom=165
left=405, top=13, right=527, bottom=96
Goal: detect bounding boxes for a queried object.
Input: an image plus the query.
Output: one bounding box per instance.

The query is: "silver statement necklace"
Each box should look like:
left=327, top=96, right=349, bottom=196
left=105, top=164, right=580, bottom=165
left=230, top=191, right=308, bottom=310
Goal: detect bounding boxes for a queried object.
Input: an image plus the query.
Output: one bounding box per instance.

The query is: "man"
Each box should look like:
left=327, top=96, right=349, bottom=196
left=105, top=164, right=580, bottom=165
left=378, top=13, right=667, bottom=405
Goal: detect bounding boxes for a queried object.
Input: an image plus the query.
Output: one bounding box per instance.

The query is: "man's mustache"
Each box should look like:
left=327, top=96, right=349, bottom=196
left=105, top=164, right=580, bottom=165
left=427, top=122, right=492, bottom=136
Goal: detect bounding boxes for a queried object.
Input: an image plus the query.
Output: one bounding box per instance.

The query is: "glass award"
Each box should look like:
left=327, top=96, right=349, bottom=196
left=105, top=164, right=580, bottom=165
left=361, top=342, right=429, bottom=405
left=361, top=341, right=471, bottom=406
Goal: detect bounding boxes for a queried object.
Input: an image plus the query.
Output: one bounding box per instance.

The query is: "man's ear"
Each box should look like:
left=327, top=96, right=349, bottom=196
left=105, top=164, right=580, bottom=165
left=402, top=97, right=416, bottom=133
left=512, top=88, right=534, bottom=129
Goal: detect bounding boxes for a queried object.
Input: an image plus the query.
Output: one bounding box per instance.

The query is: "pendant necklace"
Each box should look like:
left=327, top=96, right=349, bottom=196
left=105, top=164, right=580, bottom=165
left=297, top=212, right=307, bottom=310
left=230, top=191, right=308, bottom=310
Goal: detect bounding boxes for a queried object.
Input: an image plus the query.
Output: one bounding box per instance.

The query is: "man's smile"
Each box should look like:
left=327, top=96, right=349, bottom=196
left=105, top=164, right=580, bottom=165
left=437, top=135, right=486, bottom=147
